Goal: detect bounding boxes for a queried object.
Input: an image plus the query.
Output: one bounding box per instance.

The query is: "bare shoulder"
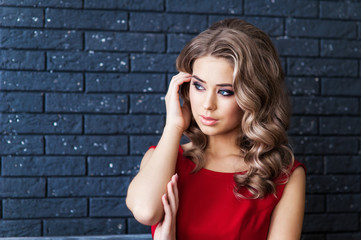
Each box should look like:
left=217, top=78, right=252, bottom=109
left=267, top=166, right=306, bottom=239
left=281, top=166, right=306, bottom=200
left=288, top=166, right=306, bottom=187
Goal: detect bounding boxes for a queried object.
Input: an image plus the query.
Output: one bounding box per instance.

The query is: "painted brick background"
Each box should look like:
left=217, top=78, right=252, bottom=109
left=0, top=0, right=360, bottom=239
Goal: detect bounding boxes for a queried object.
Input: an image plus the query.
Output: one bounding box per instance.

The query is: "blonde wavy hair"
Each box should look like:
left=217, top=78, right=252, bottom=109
left=176, top=18, right=294, bottom=199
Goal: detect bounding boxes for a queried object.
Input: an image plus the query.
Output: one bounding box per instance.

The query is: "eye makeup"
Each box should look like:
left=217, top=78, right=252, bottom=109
left=191, top=78, right=234, bottom=97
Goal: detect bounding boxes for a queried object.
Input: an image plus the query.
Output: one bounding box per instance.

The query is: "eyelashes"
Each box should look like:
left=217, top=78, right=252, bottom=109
left=219, top=89, right=234, bottom=96
left=192, top=81, right=234, bottom=96
left=192, top=82, right=205, bottom=91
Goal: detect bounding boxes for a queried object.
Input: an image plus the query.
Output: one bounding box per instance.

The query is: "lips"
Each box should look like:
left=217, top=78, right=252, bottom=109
left=200, top=115, right=218, bottom=126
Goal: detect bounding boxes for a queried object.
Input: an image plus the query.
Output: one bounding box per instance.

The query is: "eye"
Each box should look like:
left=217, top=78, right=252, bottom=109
left=192, top=82, right=205, bottom=91
left=218, top=89, right=234, bottom=96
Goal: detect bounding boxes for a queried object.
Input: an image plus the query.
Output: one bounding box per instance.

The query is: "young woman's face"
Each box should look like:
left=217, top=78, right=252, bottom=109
left=189, top=55, right=243, bottom=137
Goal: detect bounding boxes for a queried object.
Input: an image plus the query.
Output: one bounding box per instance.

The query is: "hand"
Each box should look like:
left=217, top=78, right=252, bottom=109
left=154, top=174, right=179, bottom=240
left=165, top=72, right=192, bottom=133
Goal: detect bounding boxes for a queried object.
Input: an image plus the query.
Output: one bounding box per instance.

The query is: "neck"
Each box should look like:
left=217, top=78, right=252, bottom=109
left=203, top=132, right=247, bottom=173
left=206, top=131, right=241, bottom=158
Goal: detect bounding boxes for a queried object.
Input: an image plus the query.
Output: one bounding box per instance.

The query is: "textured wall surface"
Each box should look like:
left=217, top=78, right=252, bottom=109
left=0, top=0, right=361, bottom=239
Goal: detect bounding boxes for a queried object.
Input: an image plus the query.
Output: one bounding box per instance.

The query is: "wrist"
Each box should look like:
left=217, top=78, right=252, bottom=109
left=163, top=124, right=184, bottom=137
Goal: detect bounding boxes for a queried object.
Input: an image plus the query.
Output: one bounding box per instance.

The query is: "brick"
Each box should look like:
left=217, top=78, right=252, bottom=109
left=130, top=94, right=166, bottom=114
left=245, top=0, right=317, bottom=17
left=288, top=116, right=318, bottom=135
left=44, top=218, right=126, bottom=236
left=0, top=135, right=43, bottom=155
left=45, top=9, right=127, bottom=30
left=209, top=16, right=284, bottom=36
left=291, top=136, right=359, bottom=155
left=0, top=92, right=43, bottom=113
left=305, top=195, right=325, bottom=213
left=3, top=198, right=87, bottom=218
left=0, top=178, right=45, bottom=197
left=301, top=234, right=325, bottom=240
left=45, top=93, right=127, bottom=113
left=86, top=73, right=166, bottom=93
left=326, top=156, right=361, bottom=174
left=167, top=33, right=195, bottom=53
left=45, top=135, right=128, bottom=155
left=130, top=135, right=161, bottom=155
left=131, top=53, right=178, bottom=72
left=2, top=156, right=85, bottom=176
left=0, top=0, right=82, bottom=7
left=272, top=38, right=318, bottom=57
left=0, top=71, right=83, bottom=91
left=88, top=156, right=141, bottom=176
left=0, top=50, right=44, bottom=70
left=84, top=0, right=163, bottom=10
left=127, top=218, right=151, bottom=234
left=0, top=114, right=82, bottom=134
left=292, top=97, right=359, bottom=115
left=306, top=175, right=360, bottom=193
left=327, top=194, right=361, bottom=212
left=130, top=13, right=207, bottom=33
left=167, top=0, right=242, bottom=14
left=320, top=117, right=361, bottom=135
left=288, top=58, right=358, bottom=77
left=86, top=32, right=165, bottom=52
left=286, top=77, right=319, bottom=96
left=295, top=156, right=323, bottom=174
left=322, top=78, right=361, bottom=96
left=327, top=233, right=361, bottom=240
left=47, top=52, right=128, bottom=72
left=0, top=7, right=42, bottom=27
left=320, top=2, right=361, bottom=20
left=321, top=40, right=361, bottom=58
left=90, top=197, right=131, bottom=217
left=0, top=29, right=82, bottom=50
left=0, top=220, right=41, bottom=237
left=48, top=177, right=130, bottom=197
left=85, top=115, right=164, bottom=134
left=303, top=214, right=359, bottom=232
left=286, top=19, right=356, bottom=38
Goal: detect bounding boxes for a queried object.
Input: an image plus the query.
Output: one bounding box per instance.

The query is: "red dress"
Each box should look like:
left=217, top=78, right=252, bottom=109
left=151, top=146, right=306, bottom=240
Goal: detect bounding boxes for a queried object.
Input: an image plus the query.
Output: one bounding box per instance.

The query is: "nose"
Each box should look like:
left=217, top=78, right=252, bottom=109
left=203, top=91, right=217, bottom=111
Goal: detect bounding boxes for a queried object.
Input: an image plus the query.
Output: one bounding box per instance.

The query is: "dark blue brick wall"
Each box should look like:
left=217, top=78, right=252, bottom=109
left=0, top=0, right=360, bottom=239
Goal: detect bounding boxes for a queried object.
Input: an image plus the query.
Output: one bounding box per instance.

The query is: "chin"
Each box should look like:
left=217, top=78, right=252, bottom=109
left=198, top=125, right=222, bottom=136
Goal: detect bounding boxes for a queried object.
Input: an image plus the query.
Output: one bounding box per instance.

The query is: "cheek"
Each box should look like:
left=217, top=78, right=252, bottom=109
left=226, top=101, right=244, bottom=120
left=189, top=87, right=200, bottom=104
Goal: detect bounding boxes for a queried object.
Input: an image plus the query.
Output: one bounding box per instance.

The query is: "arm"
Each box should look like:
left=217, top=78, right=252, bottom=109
left=267, top=167, right=306, bottom=240
left=126, top=72, right=191, bottom=226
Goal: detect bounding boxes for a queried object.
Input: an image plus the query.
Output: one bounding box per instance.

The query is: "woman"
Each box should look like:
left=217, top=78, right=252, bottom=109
left=126, top=18, right=306, bottom=240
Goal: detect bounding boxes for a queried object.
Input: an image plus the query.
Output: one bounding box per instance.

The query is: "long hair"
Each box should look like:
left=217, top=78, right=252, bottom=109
left=176, top=18, right=294, bottom=199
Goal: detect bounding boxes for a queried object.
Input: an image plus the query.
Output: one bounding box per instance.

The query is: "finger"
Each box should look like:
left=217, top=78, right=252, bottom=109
left=161, top=194, right=172, bottom=227
left=168, top=73, right=192, bottom=96
left=166, top=79, right=188, bottom=107
left=172, top=174, right=179, bottom=210
left=167, top=180, right=177, bottom=215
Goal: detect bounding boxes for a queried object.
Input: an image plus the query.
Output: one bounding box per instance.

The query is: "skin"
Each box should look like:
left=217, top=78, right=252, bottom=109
left=126, top=71, right=192, bottom=226
left=154, top=174, right=179, bottom=240
left=126, top=56, right=306, bottom=240
left=189, top=56, right=246, bottom=173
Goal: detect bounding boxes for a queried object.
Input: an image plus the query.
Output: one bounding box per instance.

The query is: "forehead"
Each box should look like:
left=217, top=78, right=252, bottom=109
left=192, top=56, right=234, bottom=84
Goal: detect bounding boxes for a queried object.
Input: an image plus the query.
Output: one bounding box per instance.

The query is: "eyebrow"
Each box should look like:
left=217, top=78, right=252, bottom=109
left=192, top=75, right=233, bottom=87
